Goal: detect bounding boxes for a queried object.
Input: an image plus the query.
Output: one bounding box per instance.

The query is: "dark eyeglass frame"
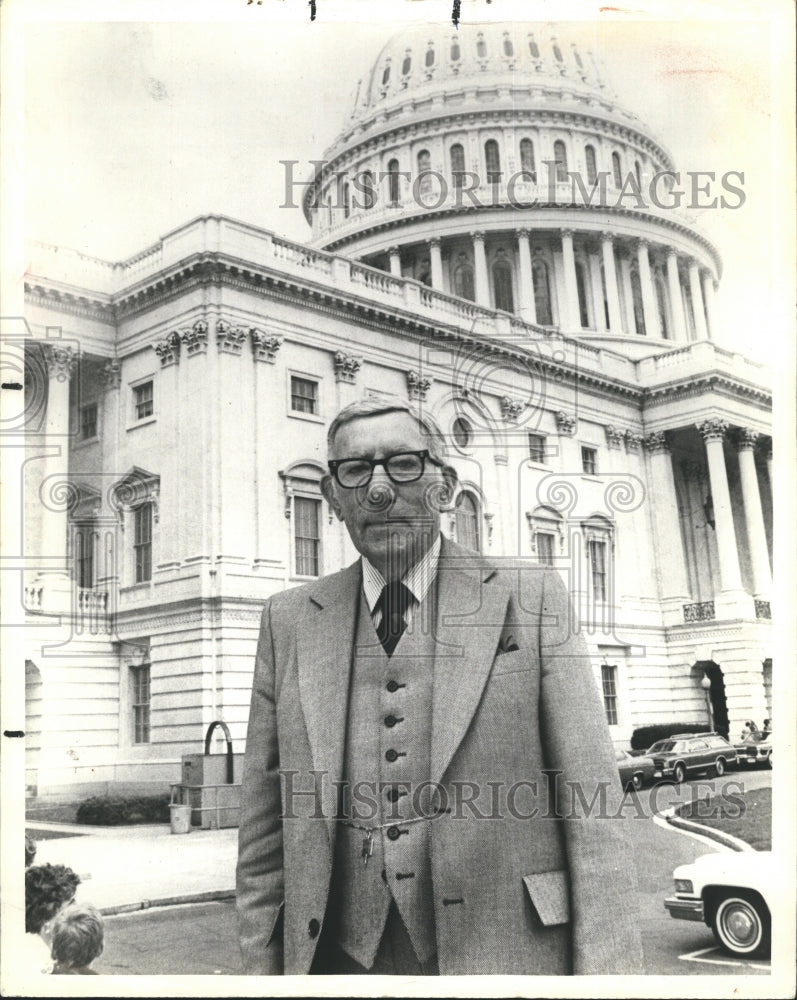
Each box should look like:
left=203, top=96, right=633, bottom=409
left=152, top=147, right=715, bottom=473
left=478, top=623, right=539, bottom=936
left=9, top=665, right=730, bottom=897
left=327, top=449, right=443, bottom=488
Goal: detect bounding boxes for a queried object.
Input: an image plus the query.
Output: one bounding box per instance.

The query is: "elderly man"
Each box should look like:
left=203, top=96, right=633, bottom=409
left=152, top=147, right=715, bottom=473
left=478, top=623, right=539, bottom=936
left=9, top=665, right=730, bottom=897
left=236, top=398, right=641, bottom=976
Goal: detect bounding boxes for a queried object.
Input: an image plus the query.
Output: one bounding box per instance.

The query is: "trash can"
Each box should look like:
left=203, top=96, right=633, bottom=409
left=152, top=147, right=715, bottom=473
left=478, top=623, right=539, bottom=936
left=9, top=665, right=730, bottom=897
left=169, top=785, right=192, bottom=835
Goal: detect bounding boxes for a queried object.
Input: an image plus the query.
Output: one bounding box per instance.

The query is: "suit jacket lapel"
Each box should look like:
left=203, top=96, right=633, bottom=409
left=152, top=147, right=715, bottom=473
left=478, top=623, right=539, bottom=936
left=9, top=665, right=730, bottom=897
left=431, top=539, right=511, bottom=788
left=297, top=560, right=361, bottom=841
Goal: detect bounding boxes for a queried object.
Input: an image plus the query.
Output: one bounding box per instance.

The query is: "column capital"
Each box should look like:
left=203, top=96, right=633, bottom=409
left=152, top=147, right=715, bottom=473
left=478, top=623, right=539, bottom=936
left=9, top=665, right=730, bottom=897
left=555, top=410, right=576, bottom=435
left=215, top=319, right=246, bottom=356
left=643, top=430, right=670, bottom=454
left=697, top=418, right=728, bottom=442
left=42, top=344, right=78, bottom=382
left=666, top=246, right=679, bottom=259
left=500, top=395, right=525, bottom=423
left=427, top=236, right=441, bottom=249
left=469, top=230, right=485, bottom=243
left=560, top=227, right=574, bottom=240
left=733, top=427, right=759, bottom=451
left=406, top=369, right=432, bottom=401
left=516, top=227, right=531, bottom=240
left=605, top=425, right=624, bottom=450
left=334, top=351, right=362, bottom=384
left=251, top=328, right=283, bottom=364
left=600, top=230, right=615, bottom=244
left=624, top=430, right=642, bottom=452
left=153, top=332, right=180, bottom=367
left=387, top=245, right=401, bottom=257
left=102, top=359, right=122, bottom=391
left=179, top=319, right=209, bottom=356
left=634, top=237, right=651, bottom=252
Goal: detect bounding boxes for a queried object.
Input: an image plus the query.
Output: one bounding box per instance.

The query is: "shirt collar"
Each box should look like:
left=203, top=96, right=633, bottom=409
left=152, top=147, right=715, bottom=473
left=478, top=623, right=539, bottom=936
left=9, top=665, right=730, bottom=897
left=361, top=534, right=442, bottom=612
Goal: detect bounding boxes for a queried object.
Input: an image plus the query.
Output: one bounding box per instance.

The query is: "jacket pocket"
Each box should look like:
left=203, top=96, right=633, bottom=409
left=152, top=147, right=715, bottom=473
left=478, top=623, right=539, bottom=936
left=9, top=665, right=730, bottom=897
left=522, top=870, right=570, bottom=926
left=490, top=650, right=531, bottom=676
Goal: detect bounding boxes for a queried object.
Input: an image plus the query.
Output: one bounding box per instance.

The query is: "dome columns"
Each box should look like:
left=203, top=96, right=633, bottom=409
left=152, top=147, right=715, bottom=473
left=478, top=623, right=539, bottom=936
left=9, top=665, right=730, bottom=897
left=470, top=230, right=490, bottom=306
left=702, top=271, right=718, bottom=341
left=515, top=229, right=536, bottom=324
left=688, top=258, right=709, bottom=341
left=559, top=228, right=579, bottom=330
left=635, top=239, right=661, bottom=340
left=600, top=232, right=623, bottom=334
left=428, top=237, right=444, bottom=290
left=666, top=249, right=688, bottom=342
left=388, top=245, right=402, bottom=277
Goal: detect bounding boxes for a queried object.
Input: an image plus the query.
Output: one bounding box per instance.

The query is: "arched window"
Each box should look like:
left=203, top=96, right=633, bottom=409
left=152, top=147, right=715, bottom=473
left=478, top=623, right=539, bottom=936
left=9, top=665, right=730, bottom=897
left=585, top=145, right=597, bottom=185
left=451, top=39, right=461, bottom=62
left=574, top=48, right=583, bottom=68
left=553, top=140, right=568, bottom=182
left=529, top=38, right=540, bottom=58
left=402, top=53, right=412, bottom=75
left=455, top=492, right=481, bottom=553
left=503, top=36, right=514, bottom=57
left=476, top=35, right=487, bottom=58
left=417, top=149, right=432, bottom=197
left=425, top=46, right=435, bottom=67
left=532, top=258, right=553, bottom=325
left=520, top=138, right=536, bottom=182
left=575, top=260, right=590, bottom=328
left=387, top=158, right=400, bottom=206
left=360, top=170, right=376, bottom=211
left=382, top=63, right=391, bottom=85
left=553, top=43, right=563, bottom=62
left=655, top=272, right=670, bottom=339
left=493, top=257, right=514, bottom=312
left=635, top=160, right=642, bottom=189
left=450, top=143, right=465, bottom=189
left=612, top=152, right=622, bottom=188
left=630, top=266, right=646, bottom=335
left=342, top=180, right=350, bottom=219
left=454, top=254, right=475, bottom=301
left=485, top=139, right=501, bottom=183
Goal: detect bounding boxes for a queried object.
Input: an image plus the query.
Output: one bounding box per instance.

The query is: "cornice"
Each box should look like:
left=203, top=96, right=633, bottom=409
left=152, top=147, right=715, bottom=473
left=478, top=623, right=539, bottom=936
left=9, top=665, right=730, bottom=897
left=642, top=372, right=772, bottom=409
left=24, top=282, right=115, bottom=323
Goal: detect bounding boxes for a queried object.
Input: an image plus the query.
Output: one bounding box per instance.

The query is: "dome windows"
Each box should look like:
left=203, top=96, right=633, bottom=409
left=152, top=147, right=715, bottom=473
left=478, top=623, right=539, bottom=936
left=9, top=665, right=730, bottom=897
left=417, top=148, right=433, bottom=197
left=492, top=252, right=514, bottom=313
left=450, top=143, right=466, bottom=189
left=450, top=39, right=461, bottom=62
left=382, top=63, right=391, bottom=86
left=553, top=140, right=568, bottom=182
left=425, top=45, right=435, bottom=68
left=520, top=138, right=536, bottom=182
left=553, top=43, right=563, bottom=63
left=532, top=258, right=553, bottom=325
left=402, top=52, right=412, bottom=75
left=386, top=158, right=400, bottom=206
left=611, top=151, right=623, bottom=188
left=503, top=35, right=514, bottom=57
left=476, top=34, right=487, bottom=59
left=528, top=37, right=540, bottom=59
left=485, top=139, right=502, bottom=183
left=574, top=47, right=584, bottom=69
left=360, top=170, right=376, bottom=211
left=585, top=145, right=597, bottom=185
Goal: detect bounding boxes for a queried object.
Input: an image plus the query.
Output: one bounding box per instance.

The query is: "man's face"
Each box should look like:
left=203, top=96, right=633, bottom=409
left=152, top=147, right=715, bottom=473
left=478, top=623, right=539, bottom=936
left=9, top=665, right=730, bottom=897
left=322, top=412, right=456, bottom=579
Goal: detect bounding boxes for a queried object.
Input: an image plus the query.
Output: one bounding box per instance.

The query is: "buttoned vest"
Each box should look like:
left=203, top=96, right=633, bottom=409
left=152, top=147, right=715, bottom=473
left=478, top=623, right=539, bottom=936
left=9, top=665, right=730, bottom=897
left=326, top=585, right=437, bottom=968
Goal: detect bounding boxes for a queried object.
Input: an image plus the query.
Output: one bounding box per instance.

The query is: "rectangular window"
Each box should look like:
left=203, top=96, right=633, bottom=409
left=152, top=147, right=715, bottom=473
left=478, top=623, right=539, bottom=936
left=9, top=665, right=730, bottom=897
left=589, top=539, right=607, bottom=602
left=581, top=446, right=597, bottom=475
left=601, top=663, right=618, bottom=726
left=290, top=376, right=319, bottom=415
left=528, top=433, right=546, bottom=463
left=76, top=527, right=95, bottom=589
left=80, top=403, right=98, bottom=440
left=134, top=381, right=154, bottom=420
left=134, top=503, right=153, bottom=583
left=294, top=497, right=321, bottom=576
left=535, top=532, right=555, bottom=567
left=131, top=664, right=151, bottom=744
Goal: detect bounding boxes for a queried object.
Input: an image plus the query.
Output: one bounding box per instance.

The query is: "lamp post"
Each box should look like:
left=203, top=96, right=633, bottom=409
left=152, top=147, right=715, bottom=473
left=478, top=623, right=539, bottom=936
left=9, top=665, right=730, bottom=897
left=701, top=672, right=714, bottom=729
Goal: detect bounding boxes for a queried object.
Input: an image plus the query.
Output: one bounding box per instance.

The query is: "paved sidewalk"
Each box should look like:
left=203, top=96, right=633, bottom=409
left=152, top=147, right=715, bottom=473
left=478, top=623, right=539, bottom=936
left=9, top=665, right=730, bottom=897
left=27, top=821, right=237, bottom=914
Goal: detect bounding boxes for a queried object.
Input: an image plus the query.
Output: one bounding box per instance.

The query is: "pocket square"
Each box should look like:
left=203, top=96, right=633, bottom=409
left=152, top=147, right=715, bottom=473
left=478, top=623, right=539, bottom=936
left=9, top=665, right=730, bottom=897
left=497, top=631, right=520, bottom=654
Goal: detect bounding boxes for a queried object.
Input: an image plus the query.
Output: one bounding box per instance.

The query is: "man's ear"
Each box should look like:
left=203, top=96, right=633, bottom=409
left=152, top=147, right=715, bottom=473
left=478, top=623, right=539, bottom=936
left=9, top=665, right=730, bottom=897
left=321, top=474, right=344, bottom=521
left=439, top=463, right=459, bottom=510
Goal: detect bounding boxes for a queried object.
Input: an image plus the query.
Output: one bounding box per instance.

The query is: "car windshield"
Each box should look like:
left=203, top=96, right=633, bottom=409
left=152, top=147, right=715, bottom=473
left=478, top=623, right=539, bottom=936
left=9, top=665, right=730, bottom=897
left=648, top=740, right=678, bottom=753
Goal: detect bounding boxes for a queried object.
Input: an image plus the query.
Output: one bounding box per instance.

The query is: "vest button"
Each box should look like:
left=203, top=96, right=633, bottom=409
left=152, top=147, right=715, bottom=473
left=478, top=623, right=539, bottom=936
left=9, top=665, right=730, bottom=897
left=385, top=749, right=398, bottom=762
left=308, top=918, right=320, bottom=939
left=387, top=826, right=401, bottom=841
left=386, top=787, right=400, bottom=802
left=386, top=680, right=399, bottom=693
left=384, top=714, right=398, bottom=728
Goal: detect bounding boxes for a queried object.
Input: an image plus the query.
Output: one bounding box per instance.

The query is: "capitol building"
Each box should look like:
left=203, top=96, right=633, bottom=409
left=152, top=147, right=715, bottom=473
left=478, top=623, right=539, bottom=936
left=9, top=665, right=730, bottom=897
left=21, top=22, right=772, bottom=798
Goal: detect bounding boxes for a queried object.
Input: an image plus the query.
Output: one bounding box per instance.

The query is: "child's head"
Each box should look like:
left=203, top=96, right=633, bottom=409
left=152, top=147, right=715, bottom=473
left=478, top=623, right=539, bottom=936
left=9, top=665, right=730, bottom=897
left=25, top=864, right=81, bottom=934
left=25, top=835, right=37, bottom=868
left=51, top=902, right=104, bottom=970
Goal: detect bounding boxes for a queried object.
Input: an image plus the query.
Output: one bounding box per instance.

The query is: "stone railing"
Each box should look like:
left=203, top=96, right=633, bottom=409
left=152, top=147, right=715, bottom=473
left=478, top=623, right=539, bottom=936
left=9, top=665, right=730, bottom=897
left=683, top=601, right=716, bottom=623
left=24, top=584, right=44, bottom=612
left=754, top=600, right=771, bottom=619
left=76, top=588, right=112, bottom=634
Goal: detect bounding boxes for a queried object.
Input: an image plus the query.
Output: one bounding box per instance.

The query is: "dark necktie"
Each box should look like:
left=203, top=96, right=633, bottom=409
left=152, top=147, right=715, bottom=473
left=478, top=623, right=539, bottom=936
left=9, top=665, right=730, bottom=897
left=375, top=581, right=413, bottom=657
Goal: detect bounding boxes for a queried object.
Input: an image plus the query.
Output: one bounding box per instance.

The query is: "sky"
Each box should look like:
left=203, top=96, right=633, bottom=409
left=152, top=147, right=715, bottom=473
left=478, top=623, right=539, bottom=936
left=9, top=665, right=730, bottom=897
left=12, top=0, right=796, bottom=364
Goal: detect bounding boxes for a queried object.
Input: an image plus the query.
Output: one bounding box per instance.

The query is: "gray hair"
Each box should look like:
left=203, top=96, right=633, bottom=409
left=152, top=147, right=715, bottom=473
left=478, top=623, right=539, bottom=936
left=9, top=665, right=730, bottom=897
left=326, top=398, right=448, bottom=464
left=51, top=902, right=104, bottom=969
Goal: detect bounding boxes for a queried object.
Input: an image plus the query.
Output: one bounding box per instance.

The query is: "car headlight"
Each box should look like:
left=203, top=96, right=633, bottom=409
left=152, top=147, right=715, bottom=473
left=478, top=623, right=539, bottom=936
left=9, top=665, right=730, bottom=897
left=674, top=879, right=693, bottom=893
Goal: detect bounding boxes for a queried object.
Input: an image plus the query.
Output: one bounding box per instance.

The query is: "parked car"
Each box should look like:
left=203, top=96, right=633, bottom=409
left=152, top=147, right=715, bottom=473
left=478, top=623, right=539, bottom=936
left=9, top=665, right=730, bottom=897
left=733, top=732, right=772, bottom=768
left=647, top=732, right=737, bottom=783
left=664, top=850, right=774, bottom=958
left=614, top=748, right=655, bottom=791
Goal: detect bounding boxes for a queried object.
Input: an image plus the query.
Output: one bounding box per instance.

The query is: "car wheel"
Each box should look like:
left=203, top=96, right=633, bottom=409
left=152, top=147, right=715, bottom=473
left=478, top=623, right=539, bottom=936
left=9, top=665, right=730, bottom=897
left=711, top=891, right=771, bottom=958
left=713, top=757, right=726, bottom=778
left=631, top=772, right=643, bottom=791
left=673, top=762, right=686, bottom=784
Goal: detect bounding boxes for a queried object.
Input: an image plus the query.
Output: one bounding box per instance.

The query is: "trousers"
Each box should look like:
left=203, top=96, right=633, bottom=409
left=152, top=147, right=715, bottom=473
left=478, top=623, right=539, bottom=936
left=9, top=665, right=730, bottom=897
left=309, top=901, right=439, bottom=975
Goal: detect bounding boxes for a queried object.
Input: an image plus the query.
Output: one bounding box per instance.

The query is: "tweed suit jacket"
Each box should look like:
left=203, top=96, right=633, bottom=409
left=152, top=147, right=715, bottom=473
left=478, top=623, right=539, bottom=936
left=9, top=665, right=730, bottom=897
left=236, top=537, right=642, bottom=975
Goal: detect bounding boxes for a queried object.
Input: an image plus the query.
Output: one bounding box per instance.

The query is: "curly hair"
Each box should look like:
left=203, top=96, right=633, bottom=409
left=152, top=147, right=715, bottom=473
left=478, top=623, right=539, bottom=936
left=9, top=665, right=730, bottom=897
left=25, top=864, right=80, bottom=934
left=51, top=902, right=104, bottom=969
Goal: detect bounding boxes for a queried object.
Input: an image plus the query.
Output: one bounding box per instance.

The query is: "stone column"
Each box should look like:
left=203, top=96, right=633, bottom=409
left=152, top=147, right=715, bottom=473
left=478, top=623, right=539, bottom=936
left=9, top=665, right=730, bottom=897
left=666, top=250, right=687, bottom=342
left=428, top=237, right=444, bottom=290
left=515, top=228, right=536, bottom=323
left=588, top=248, right=606, bottom=332
left=388, top=245, right=402, bottom=277
left=560, top=228, right=579, bottom=329
left=734, top=429, right=771, bottom=597
left=636, top=239, right=660, bottom=338
left=702, top=272, right=718, bottom=341
left=601, top=232, right=623, bottom=334
left=643, top=432, right=690, bottom=621
left=471, top=230, right=490, bottom=307
left=688, top=260, right=709, bottom=341
left=38, top=344, right=78, bottom=611
left=697, top=419, right=751, bottom=617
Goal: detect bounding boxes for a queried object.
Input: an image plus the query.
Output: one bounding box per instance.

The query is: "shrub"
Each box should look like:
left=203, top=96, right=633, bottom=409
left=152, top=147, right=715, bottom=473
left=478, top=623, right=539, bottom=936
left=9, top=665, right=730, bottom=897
left=631, top=722, right=712, bottom=752
left=76, top=795, right=170, bottom=826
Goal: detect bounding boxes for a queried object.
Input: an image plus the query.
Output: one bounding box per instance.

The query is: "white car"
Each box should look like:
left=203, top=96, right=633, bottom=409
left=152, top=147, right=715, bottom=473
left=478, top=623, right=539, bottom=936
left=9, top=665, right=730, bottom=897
left=664, top=851, right=774, bottom=958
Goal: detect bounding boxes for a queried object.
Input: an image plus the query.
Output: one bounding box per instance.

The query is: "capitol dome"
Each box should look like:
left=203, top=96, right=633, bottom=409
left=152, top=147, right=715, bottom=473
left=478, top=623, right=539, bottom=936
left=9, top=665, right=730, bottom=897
left=303, top=21, right=720, bottom=356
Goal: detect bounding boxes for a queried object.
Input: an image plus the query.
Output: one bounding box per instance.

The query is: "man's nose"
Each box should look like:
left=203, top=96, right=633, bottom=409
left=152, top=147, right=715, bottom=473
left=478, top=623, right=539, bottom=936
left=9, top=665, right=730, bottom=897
left=364, top=467, right=396, bottom=509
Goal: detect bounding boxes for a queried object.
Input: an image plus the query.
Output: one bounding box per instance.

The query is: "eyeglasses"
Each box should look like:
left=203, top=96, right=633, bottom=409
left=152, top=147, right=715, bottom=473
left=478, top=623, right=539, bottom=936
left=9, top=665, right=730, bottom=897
left=327, top=450, right=442, bottom=488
